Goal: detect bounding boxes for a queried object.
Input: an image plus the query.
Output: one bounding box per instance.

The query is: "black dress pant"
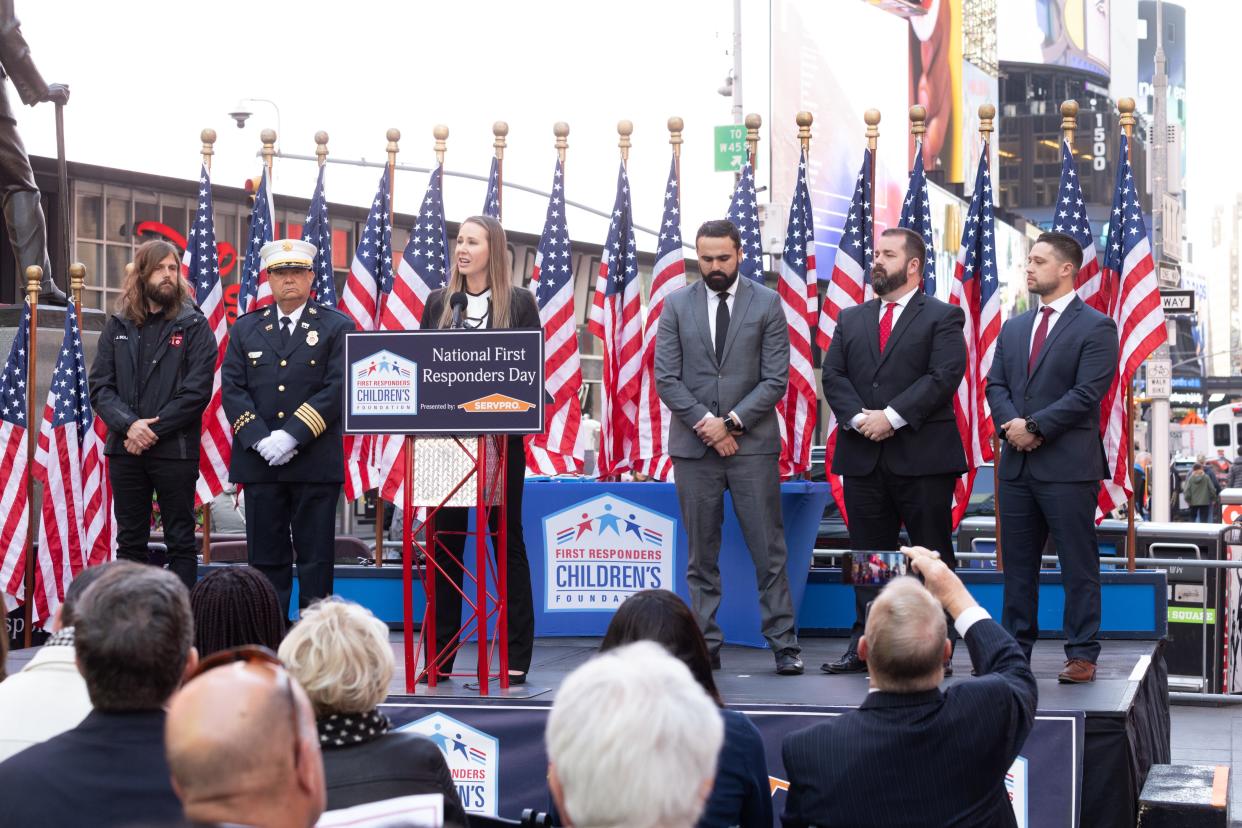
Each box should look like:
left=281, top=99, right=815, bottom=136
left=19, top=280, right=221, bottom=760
left=110, top=454, right=199, bottom=590
left=430, top=437, right=534, bottom=675
left=843, top=466, right=958, bottom=646
left=999, top=469, right=1102, bottom=662
left=244, top=481, right=340, bottom=619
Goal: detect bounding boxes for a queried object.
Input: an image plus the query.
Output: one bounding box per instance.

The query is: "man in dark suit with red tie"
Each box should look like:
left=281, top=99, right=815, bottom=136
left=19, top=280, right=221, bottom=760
left=986, top=231, right=1118, bottom=683
left=820, top=228, right=967, bottom=675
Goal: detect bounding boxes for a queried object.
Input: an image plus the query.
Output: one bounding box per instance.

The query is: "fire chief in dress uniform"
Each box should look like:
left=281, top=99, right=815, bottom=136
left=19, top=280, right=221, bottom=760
left=221, top=238, right=354, bottom=618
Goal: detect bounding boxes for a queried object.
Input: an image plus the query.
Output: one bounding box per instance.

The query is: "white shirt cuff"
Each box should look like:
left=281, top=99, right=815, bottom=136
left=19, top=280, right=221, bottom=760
left=883, top=406, right=907, bottom=430
left=728, top=410, right=743, bottom=429
left=696, top=411, right=713, bottom=427
left=849, top=413, right=866, bottom=430
left=954, top=605, right=991, bottom=638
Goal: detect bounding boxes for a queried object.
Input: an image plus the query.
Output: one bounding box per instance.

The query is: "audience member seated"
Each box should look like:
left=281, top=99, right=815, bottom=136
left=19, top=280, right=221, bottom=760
left=0, top=562, right=196, bottom=826
left=600, top=589, right=772, bottom=828
left=781, top=546, right=1037, bottom=828
left=278, top=599, right=467, bottom=826
left=0, top=562, right=114, bottom=762
left=547, top=641, right=724, bottom=828
left=191, top=565, right=286, bottom=657
left=166, top=645, right=326, bottom=828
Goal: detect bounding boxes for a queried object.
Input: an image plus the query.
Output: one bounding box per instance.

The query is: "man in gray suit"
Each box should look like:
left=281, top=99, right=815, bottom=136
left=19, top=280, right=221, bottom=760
left=656, top=219, right=803, bottom=675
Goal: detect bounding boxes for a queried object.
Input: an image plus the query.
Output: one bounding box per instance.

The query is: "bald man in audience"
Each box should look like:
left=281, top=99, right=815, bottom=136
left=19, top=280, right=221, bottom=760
left=781, top=547, right=1037, bottom=827
left=166, top=658, right=326, bottom=828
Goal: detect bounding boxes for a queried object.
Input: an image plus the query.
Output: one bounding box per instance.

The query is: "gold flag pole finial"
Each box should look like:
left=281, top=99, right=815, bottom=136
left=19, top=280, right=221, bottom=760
left=433, top=124, right=448, bottom=166
left=618, top=120, right=633, bottom=163
left=978, top=104, right=995, bottom=140
left=1060, top=100, right=1079, bottom=146
left=69, top=261, right=85, bottom=312
left=554, top=121, right=570, bottom=165
left=796, top=111, right=813, bottom=156
left=909, top=105, right=927, bottom=140
left=493, top=121, right=508, bottom=161
left=667, top=116, right=684, bottom=156
left=745, top=112, right=762, bottom=170
left=315, top=131, right=329, bottom=167
left=260, top=128, right=276, bottom=179
left=1118, top=97, right=1136, bottom=141
left=199, top=128, right=216, bottom=171
left=864, top=108, right=881, bottom=151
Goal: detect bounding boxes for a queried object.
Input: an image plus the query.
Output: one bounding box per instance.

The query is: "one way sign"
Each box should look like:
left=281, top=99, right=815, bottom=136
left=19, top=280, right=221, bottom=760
left=1159, top=289, right=1196, bottom=314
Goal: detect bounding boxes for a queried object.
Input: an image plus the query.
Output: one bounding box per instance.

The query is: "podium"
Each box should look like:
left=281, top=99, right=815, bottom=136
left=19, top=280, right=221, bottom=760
left=343, top=328, right=543, bottom=694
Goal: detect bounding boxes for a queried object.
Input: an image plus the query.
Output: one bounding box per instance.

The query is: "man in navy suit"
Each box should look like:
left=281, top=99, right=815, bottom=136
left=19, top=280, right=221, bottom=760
left=821, top=227, right=967, bottom=674
left=781, top=546, right=1037, bottom=828
left=986, top=232, right=1119, bottom=683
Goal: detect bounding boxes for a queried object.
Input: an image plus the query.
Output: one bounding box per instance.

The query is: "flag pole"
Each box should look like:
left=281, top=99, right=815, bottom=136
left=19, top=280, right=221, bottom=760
left=978, top=102, right=1004, bottom=573
left=745, top=112, right=761, bottom=172
left=668, top=116, right=683, bottom=191
left=198, top=128, right=217, bottom=566
left=1119, top=97, right=1138, bottom=573
left=864, top=109, right=880, bottom=250
left=909, top=104, right=926, bottom=173
left=493, top=122, right=507, bottom=222
left=377, top=128, right=400, bottom=569
left=261, top=128, right=276, bottom=182
left=21, top=265, right=40, bottom=647
left=1060, top=99, right=1078, bottom=149
left=315, top=130, right=329, bottom=169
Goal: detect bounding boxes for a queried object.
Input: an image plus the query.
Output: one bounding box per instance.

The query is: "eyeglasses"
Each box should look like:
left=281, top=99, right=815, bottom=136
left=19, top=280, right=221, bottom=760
left=188, top=645, right=302, bottom=767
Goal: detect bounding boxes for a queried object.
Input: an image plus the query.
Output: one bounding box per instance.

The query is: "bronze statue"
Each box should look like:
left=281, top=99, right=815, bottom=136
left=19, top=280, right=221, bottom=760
left=0, top=0, right=67, bottom=304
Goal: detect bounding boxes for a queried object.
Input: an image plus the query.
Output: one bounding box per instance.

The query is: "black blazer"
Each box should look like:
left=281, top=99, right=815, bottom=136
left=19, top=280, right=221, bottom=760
left=821, top=292, right=968, bottom=476
left=0, top=709, right=184, bottom=827
left=781, top=619, right=1037, bottom=828
left=221, top=302, right=355, bottom=484
left=322, top=731, right=468, bottom=827
left=985, top=296, right=1118, bottom=482
left=422, top=286, right=540, bottom=332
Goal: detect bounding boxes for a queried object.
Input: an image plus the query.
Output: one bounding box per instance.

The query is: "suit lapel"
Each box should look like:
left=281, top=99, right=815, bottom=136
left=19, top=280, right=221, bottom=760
left=1028, top=296, right=1083, bottom=380
left=877, top=292, right=925, bottom=369
left=689, top=281, right=716, bottom=366
left=860, top=297, right=882, bottom=367
left=257, top=307, right=283, bottom=355
left=719, top=278, right=753, bottom=364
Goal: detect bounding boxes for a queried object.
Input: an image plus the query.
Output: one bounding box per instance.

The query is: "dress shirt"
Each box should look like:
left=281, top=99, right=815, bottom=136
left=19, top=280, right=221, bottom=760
left=850, top=285, right=919, bottom=432
left=1028, top=290, right=1076, bottom=354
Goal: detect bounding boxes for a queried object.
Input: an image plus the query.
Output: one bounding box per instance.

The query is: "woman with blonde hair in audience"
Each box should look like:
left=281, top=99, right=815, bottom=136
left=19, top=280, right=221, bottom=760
left=278, top=598, right=467, bottom=825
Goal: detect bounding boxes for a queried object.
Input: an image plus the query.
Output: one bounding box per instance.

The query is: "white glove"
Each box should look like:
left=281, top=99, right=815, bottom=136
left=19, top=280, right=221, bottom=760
left=254, top=435, right=280, bottom=463
left=270, top=448, right=298, bottom=466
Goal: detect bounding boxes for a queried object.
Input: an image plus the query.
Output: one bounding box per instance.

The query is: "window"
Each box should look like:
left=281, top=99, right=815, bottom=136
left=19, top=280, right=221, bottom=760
left=1215, top=424, right=1230, bottom=446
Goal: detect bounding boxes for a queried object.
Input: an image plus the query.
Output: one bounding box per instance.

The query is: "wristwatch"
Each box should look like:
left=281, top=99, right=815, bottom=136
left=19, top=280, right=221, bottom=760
left=725, top=413, right=746, bottom=435
left=1024, top=416, right=1041, bottom=436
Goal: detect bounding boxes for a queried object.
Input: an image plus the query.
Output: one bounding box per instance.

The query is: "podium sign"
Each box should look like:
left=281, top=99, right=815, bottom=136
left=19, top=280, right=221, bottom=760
left=343, top=329, right=544, bottom=435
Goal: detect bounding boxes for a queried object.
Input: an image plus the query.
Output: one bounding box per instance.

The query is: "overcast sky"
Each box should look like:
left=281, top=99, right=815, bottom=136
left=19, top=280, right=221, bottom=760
left=13, top=0, right=1235, bottom=266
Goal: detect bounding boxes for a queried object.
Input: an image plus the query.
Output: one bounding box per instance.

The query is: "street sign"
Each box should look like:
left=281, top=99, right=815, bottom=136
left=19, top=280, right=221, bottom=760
left=1159, top=288, right=1196, bottom=314
left=1147, top=358, right=1172, bottom=398
left=714, top=124, right=746, bottom=172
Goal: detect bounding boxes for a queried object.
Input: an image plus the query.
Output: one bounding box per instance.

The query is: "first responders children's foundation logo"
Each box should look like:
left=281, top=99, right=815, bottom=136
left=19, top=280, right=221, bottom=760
left=349, top=349, right=418, bottom=416
left=400, top=712, right=500, bottom=816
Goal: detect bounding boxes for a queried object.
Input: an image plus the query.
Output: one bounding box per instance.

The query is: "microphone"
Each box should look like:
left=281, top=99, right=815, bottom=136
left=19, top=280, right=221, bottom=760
left=449, top=291, right=468, bottom=329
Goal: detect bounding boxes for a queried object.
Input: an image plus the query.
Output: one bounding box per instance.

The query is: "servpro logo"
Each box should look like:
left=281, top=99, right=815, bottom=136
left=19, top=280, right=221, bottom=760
left=458, top=393, right=536, bottom=413
left=400, top=712, right=499, bottom=816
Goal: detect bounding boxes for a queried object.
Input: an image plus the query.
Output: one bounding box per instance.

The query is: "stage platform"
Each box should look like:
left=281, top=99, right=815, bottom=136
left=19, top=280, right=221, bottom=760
left=377, top=635, right=1170, bottom=828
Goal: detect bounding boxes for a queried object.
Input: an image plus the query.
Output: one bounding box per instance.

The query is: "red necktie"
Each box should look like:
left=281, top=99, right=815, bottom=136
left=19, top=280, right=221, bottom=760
left=1027, top=306, right=1054, bottom=374
left=878, top=302, right=897, bottom=353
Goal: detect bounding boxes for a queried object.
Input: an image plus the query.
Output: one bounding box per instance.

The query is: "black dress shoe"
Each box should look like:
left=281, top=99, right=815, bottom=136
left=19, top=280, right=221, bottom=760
left=416, top=669, right=451, bottom=684
left=775, top=649, right=804, bottom=676
left=821, top=650, right=867, bottom=674
left=943, top=660, right=954, bottom=678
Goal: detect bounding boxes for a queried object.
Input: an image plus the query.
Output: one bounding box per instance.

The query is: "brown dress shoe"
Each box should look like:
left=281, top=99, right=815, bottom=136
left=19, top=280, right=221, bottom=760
left=1057, top=658, right=1096, bottom=683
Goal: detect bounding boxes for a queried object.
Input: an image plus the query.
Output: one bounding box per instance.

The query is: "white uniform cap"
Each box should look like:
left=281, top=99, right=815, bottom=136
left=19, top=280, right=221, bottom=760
left=260, top=238, right=317, bottom=272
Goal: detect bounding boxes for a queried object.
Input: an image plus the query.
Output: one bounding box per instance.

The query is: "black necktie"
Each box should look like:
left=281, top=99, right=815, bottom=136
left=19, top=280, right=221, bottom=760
left=714, top=291, right=730, bottom=363
left=280, top=315, right=292, bottom=346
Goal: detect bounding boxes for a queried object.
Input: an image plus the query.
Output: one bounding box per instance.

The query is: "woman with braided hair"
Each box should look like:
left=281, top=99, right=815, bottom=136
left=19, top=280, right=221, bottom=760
left=189, top=566, right=285, bottom=657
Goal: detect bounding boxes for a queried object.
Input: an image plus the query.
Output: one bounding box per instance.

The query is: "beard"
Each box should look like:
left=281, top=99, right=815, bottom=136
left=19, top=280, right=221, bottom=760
left=871, top=264, right=909, bottom=297
left=703, top=269, right=738, bottom=292
left=145, top=279, right=178, bottom=311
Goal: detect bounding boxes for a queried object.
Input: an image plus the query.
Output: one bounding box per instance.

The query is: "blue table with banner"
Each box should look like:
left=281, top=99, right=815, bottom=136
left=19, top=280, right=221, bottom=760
left=520, top=478, right=831, bottom=646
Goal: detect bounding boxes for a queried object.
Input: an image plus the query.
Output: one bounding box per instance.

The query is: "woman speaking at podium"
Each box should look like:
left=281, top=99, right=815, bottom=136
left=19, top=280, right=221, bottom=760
left=421, top=215, right=539, bottom=684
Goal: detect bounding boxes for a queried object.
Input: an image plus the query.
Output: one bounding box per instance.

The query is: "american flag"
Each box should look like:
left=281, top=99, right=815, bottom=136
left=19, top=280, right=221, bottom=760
left=32, top=303, right=113, bottom=623
left=588, top=163, right=642, bottom=478
left=378, top=168, right=448, bottom=505
left=237, top=167, right=274, bottom=315
left=899, top=144, right=937, bottom=296
left=634, top=155, right=685, bottom=481
left=1054, top=140, right=1104, bottom=311
left=1095, top=132, right=1166, bottom=522
left=526, top=159, right=583, bottom=475
left=948, top=150, right=1002, bottom=527
left=727, top=161, right=765, bottom=282
left=483, top=157, right=501, bottom=219
left=338, top=171, right=396, bottom=502
left=776, top=149, right=817, bottom=478
left=340, top=169, right=393, bottom=332
left=303, top=165, right=338, bottom=307
left=0, top=302, right=32, bottom=613
left=816, top=150, right=873, bottom=518
left=183, top=164, right=232, bottom=506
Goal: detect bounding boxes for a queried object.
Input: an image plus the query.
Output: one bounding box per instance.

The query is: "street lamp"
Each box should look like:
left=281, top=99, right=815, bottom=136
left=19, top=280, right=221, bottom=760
left=226, top=97, right=282, bottom=141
